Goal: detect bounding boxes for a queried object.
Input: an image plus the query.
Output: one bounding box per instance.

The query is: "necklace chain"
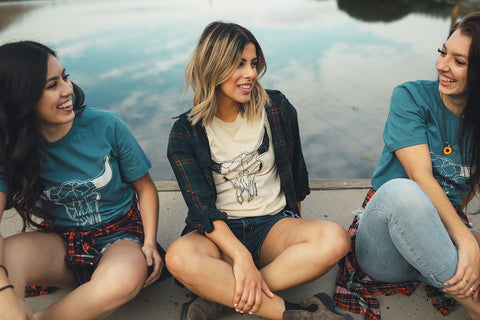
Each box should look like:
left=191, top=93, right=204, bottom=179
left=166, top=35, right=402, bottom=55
left=441, top=93, right=453, bottom=155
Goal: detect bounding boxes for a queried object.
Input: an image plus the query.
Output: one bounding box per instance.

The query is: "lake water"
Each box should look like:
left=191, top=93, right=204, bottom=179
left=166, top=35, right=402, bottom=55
left=1, top=0, right=479, bottom=180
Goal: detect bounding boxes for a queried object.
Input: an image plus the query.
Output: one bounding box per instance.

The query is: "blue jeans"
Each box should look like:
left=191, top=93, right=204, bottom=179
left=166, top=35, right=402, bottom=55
left=355, top=178, right=458, bottom=288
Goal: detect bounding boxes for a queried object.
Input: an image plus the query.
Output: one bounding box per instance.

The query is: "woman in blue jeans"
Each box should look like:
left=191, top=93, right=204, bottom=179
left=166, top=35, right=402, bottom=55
left=335, top=12, right=480, bottom=320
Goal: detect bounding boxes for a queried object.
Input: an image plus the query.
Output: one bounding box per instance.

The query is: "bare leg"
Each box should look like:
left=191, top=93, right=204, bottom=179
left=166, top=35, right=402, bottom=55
left=259, top=218, right=350, bottom=292
left=4, top=233, right=147, bottom=320
left=166, top=232, right=287, bottom=319
left=166, top=219, right=350, bottom=320
left=4, top=232, right=77, bottom=299
left=0, top=234, right=33, bottom=320
left=35, top=240, right=147, bottom=320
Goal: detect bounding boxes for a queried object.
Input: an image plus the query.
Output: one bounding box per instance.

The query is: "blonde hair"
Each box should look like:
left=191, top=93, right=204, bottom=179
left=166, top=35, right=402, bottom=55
left=185, top=21, right=269, bottom=126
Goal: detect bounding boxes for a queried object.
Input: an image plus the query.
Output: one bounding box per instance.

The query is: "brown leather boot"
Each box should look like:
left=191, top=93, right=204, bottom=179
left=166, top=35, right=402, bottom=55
left=283, top=293, right=353, bottom=320
left=181, top=296, right=233, bottom=320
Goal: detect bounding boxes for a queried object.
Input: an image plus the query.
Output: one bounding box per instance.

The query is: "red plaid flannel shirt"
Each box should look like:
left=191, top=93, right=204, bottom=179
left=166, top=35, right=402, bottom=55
left=25, top=199, right=144, bottom=297
left=334, top=188, right=467, bottom=320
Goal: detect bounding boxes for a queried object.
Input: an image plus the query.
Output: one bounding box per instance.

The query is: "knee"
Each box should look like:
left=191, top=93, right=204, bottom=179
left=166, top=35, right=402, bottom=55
left=165, top=239, right=204, bottom=282
left=310, top=221, right=351, bottom=265
left=377, top=179, right=422, bottom=206
left=90, top=262, right=146, bottom=309
left=373, top=178, right=435, bottom=221
left=165, top=239, right=188, bottom=278
left=323, top=222, right=351, bottom=261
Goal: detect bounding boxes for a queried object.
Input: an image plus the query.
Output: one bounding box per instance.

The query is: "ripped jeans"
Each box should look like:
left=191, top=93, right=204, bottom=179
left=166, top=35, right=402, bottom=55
left=355, top=178, right=458, bottom=288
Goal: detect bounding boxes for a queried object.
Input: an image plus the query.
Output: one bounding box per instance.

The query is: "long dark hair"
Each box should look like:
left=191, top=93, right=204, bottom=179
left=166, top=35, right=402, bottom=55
left=450, top=13, right=480, bottom=194
left=0, top=41, right=85, bottom=230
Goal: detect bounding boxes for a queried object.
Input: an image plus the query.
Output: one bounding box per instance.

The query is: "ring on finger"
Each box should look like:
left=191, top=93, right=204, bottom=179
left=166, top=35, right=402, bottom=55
left=470, top=287, right=476, bottom=292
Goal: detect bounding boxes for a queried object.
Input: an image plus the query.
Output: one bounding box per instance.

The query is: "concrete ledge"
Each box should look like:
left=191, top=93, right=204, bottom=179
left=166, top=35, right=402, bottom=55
left=308, top=179, right=371, bottom=190
left=155, top=179, right=373, bottom=192
left=1, top=180, right=477, bottom=319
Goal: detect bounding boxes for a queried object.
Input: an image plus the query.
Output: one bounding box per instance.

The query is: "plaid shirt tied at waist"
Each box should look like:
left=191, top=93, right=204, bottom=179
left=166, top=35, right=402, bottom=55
left=25, top=198, right=144, bottom=297
left=334, top=188, right=470, bottom=320
left=40, top=198, right=144, bottom=270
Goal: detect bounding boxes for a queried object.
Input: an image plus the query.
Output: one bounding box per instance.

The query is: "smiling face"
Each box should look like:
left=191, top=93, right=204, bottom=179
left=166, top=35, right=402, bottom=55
left=35, top=54, right=74, bottom=142
left=216, top=42, right=258, bottom=111
left=436, top=29, right=471, bottom=105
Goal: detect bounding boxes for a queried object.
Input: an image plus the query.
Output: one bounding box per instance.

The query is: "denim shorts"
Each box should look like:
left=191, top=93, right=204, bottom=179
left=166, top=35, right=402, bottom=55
left=95, top=231, right=142, bottom=254
left=227, top=210, right=300, bottom=265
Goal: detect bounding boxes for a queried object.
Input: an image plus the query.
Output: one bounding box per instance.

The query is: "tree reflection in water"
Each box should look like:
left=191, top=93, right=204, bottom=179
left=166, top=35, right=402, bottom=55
left=0, top=2, right=45, bottom=32
left=336, top=0, right=480, bottom=29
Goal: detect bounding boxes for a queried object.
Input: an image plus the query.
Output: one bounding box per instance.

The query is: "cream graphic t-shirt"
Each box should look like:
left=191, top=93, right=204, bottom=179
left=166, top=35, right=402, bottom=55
left=205, top=109, right=286, bottom=219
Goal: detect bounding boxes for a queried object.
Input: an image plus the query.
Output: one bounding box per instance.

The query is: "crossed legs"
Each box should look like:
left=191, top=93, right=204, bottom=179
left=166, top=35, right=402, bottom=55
left=166, top=218, right=350, bottom=320
left=3, top=231, right=148, bottom=320
left=355, top=178, right=480, bottom=319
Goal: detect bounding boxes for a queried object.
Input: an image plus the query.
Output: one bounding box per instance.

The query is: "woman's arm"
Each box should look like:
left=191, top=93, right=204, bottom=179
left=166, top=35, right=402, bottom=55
left=167, top=119, right=227, bottom=234
left=168, top=119, right=271, bottom=313
left=131, top=173, right=162, bottom=287
left=396, top=144, right=480, bottom=297
left=206, top=220, right=274, bottom=314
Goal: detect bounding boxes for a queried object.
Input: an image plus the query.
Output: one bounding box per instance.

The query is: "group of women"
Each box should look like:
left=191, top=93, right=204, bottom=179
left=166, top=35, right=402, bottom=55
left=1, top=10, right=480, bottom=320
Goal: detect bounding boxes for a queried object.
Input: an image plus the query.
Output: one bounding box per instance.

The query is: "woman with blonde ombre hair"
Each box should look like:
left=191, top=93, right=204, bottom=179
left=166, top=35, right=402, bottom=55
left=185, top=22, right=268, bottom=126
left=166, top=21, right=352, bottom=320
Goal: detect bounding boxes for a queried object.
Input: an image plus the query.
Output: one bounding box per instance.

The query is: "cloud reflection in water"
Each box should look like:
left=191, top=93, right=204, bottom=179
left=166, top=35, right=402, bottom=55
left=0, top=0, right=463, bottom=180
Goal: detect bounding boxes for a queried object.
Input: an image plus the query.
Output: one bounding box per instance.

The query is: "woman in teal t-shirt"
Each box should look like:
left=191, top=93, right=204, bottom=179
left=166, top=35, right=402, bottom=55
left=335, top=12, right=480, bottom=320
left=0, top=41, right=163, bottom=319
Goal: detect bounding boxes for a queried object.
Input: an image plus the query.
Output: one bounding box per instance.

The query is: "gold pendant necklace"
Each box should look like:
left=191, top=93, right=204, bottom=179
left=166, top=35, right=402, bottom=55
left=441, top=94, right=453, bottom=155
left=443, top=144, right=452, bottom=155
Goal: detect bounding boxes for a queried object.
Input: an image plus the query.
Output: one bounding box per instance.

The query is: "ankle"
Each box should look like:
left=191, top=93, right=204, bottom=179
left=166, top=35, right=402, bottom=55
left=285, top=299, right=317, bottom=312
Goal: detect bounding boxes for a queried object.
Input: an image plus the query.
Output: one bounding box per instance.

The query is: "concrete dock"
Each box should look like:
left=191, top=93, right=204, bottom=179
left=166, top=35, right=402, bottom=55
left=1, top=179, right=477, bottom=320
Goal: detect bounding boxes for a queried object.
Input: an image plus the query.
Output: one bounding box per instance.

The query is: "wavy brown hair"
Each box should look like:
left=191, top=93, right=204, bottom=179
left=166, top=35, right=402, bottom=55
left=185, top=21, right=269, bottom=126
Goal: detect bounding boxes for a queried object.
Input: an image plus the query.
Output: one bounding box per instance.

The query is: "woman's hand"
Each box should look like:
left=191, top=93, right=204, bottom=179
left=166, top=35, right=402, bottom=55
left=232, top=253, right=273, bottom=315
left=206, top=220, right=275, bottom=314
left=131, top=173, right=161, bottom=287
left=443, top=235, right=480, bottom=300
left=141, top=243, right=163, bottom=287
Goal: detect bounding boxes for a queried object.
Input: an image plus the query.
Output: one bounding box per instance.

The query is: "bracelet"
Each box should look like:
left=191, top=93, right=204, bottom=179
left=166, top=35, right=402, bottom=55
left=0, top=284, right=13, bottom=292
left=0, top=265, right=7, bottom=277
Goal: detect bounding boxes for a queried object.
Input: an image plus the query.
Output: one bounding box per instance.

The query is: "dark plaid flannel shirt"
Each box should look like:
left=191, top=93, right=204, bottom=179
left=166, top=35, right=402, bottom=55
left=167, top=89, right=310, bottom=235
left=334, top=188, right=470, bottom=320
left=25, top=198, right=144, bottom=297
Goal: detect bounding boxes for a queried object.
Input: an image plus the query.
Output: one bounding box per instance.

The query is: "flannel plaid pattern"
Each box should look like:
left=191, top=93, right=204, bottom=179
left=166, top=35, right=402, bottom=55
left=25, top=198, right=144, bottom=297
left=167, top=89, right=310, bottom=235
left=334, top=188, right=465, bottom=319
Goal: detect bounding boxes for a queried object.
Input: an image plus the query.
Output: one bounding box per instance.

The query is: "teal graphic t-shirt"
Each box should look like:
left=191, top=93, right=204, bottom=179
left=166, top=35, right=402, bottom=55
left=372, top=80, right=470, bottom=207
left=0, top=108, right=151, bottom=229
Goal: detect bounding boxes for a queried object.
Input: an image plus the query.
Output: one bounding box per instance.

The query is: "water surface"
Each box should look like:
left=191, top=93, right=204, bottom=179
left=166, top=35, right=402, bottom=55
left=1, top=0, right=478, bottom=180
